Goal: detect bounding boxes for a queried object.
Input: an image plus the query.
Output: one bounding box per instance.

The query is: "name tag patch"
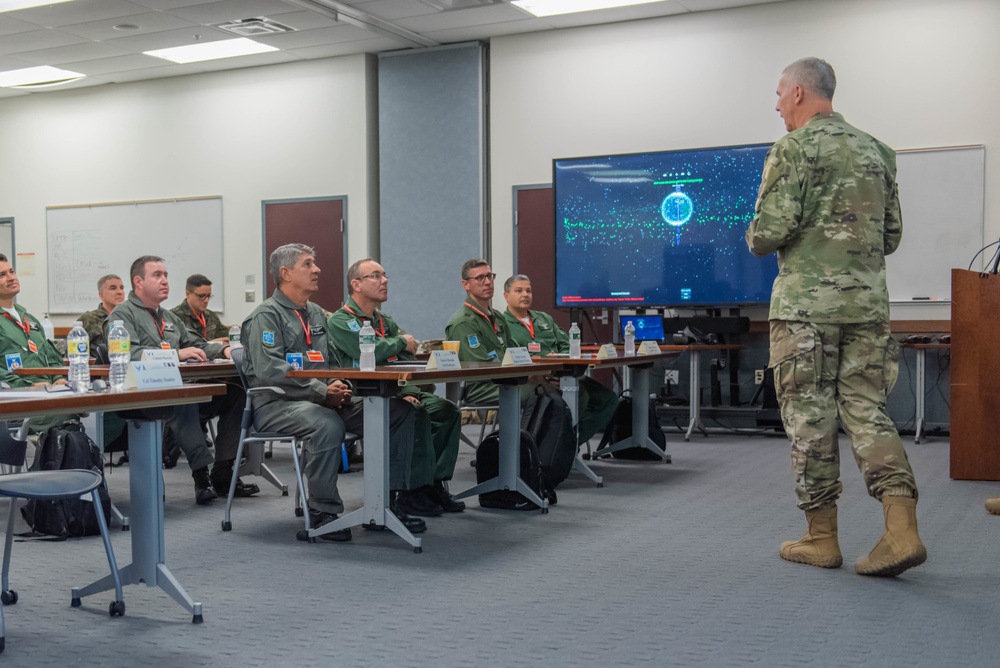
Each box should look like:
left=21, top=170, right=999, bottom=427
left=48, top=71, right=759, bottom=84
left=467, top=335, right=480, bottom=348
left=310, top=325, right=325, bottom=337
left=5, top=353, right=21, bottom=370
left=262, top=330, right=276, bottom=347
left=528, top=342, right=541, bottom=353
left=160, top=342, right=172, bottom=350
left=163, top=322, right=175, bottom=333
left=286, top=352, right=304, bottom=370
left=487, top=350, right=497, bottom=360
left=28, top=340, right=38, bottom=354
left=306, top=350, right=324, bottom=363
left=348, top=320, right=361, bottom=332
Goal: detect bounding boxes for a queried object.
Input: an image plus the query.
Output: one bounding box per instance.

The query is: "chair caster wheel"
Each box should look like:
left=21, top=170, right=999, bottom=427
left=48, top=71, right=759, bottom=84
left=582, top=453, right=592, bottom=460
left=221, top=521, right=232, bottom=531
left=1, top=590, right=17, bottom=605
left=597, top=482, right=604, bottom=488
left=414, top=546, right=422, bottom=554
left=470, top=460, right=476, bottom=468
left=541, top=507, right=549, bottom=514
left=294, top=507, right=304, bottom=517
left=296, top=529, right=315, bottom=543
left=282, top=490, right=288, bottom=496
left=264, top=452, right=273, bottom=459
left=192, top=614, right=203, bottom=624
left=109, top=600, right=125, bottom=617
left=71, top=597, right=81, bottom=608
left=121, top=524, right=130, bottom=532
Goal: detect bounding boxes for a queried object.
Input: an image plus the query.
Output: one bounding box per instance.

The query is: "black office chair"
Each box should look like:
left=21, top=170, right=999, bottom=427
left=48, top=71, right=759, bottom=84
left=0, top=422, right=124, bottom=653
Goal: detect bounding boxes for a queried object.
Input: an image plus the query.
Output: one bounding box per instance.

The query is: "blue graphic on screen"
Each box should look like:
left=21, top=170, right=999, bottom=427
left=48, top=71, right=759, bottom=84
left=554, top=144, right=779, bottom=308
left=620, top=315, right=665, bottom=342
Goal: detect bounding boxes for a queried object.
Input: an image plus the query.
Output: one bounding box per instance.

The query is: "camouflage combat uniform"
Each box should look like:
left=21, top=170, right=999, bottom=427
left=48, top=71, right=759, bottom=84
left=746, top=111, right=917, bottom=511
left=171, top=300, right=229, bottom=341
left=79, top=303, right=112, bottom=348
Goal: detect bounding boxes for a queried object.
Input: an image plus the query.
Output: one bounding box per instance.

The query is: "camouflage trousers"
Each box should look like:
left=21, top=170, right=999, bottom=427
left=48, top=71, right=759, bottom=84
left=769, top=320, right=917, bottom=510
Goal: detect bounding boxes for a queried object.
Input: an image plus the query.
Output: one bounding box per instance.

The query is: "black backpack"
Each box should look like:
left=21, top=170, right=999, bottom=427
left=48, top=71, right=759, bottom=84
left=474, top=428, right=546, bottom=511
left=596, top=395, right=667, bottom=460
left=21, top=425, right=111, bottom=538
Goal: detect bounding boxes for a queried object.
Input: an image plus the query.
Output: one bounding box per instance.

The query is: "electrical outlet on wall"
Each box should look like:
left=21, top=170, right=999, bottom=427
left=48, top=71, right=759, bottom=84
left=245, top=290, right=255, bottom=302
left=755, top=369, right=765, bottom=385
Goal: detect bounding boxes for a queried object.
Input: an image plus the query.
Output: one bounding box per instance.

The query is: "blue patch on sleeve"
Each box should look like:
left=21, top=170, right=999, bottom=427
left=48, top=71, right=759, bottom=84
left=467, top=335, right=479, bottom=348
left=487, top=350, right=497, bottom=360
left=262, top=330, right=275, bottom=347
left=348, top=320, right=361, bottom=332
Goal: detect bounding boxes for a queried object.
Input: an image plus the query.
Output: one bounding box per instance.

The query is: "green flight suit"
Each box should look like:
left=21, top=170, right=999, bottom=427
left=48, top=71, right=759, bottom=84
left=502, top=308, right=618, bottom=445
left=444, top=300, right=510, bottom=406
left=171, top=301, right=229, bottom=341
left=0, top=305, right=71, bottom=431
left=328, top=296, right=460, bottom=484
left=243, top=290, right=416, bottom=515
left=108, top=291, right=241, bottom=472
left=79, top=304, right=111, bottom=349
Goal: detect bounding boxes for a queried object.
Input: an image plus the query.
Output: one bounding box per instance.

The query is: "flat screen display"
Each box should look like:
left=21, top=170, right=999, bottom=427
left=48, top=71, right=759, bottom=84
left=620, top=315, right=665, bottom=342
left=554, top=143, right=779, bottom=308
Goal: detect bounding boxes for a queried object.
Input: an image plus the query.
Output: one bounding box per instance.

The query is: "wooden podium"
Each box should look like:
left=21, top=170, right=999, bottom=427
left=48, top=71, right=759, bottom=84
left=950, top=269, right=1000, bottom=480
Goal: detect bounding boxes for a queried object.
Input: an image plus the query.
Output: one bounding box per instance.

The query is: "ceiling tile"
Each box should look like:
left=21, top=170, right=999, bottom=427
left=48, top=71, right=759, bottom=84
left=164, top=0, right=301, bottom=24
left=184, top=48, right=301, bottom=72
left=102, top=25, right=236, bottom=51
left=287, top=36, right=402, bottom=59
left=61, top=53, right=178, bottom=75
left=253, top=9, right=341, bottom=31
left=0, top=12, right=40, bottom=36
left=542, top=2, right=686, bottom=28
left=7, top=0, right=151, bottom=29
left=254, top=25, right=375, bottom=49
left=12, top=41, right=133, bottom=66
left=0, top=29, right=87, bottom=56
left=346, top=0, right=441, bottom=21
left=57, top=11, right=200, bottom=41
left=99, top=61, right=198, bottom=81
left=393, top=3, right=528, bottom=32
left=421, top=19, right=550, bottom=42
left=128, top=0, right=219, bottom=9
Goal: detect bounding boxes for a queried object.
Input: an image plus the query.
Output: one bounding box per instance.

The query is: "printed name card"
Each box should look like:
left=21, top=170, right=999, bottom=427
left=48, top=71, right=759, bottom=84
left=638, top=340, right=662, bottom=356
left=501, top=347, right=534, bottom=366
left=141, top=348, right=179, bottom=363
left=124, top=360, right=183, bottom=390
left=596, top=343, right=618, bottom=359
left=424, top=350, right=462, bottom=371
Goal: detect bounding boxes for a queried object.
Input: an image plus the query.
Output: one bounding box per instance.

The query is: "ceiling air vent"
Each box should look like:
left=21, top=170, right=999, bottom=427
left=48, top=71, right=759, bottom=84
left=213, top=17, right=295, bottom=37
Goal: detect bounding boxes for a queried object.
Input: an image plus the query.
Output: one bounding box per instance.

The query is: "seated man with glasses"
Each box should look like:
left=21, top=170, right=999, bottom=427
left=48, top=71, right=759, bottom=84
left=328, top=258, right=464, bottom=517
left=171, top=274, right=230, bottom=343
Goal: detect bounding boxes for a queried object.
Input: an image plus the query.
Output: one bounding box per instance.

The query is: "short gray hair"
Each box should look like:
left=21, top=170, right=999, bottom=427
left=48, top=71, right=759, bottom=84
left=345, top=257, right=375, bottom=295
left=97, top=274, right=121, bottom=291
left=270, top=243, right=315, bottom=288
left=503, top=274, right=530, bottom=292
left=783, top=57, right=836, bottom=101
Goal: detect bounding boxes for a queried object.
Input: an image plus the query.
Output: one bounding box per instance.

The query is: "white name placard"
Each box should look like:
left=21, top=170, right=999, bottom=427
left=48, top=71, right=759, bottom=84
left=638, top=340, right=662, bottom=356
left=501, top=347, right=534, bottom=366
left=596, top=343, right=618, bottom=359
left=424, top=350, right=462, bottom=371
left=124, top=360, right=183, bottom=390
left=141, top=348, right=179, bottom=363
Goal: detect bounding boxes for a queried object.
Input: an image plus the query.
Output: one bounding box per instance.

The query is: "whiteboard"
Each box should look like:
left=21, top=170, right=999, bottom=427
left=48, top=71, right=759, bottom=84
left=888, top=146, right=985, bottom=301
left=46, top=197, right=225, bottom=314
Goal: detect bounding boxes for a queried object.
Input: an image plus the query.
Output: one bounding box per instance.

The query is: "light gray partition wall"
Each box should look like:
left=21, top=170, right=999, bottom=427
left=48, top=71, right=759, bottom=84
left=378, top=43, right=487, bottom=340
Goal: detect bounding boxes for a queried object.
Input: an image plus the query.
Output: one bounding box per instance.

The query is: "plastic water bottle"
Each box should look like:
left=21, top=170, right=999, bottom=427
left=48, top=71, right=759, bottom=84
left=66, top=320, right=90, bottom=393
left=41, top=314, right=55, bottom=341
left=228, top=324, right=242, bottom=349
left=359, top=321, right=376, bottom=371
left=568, top=322, right=581, bottom=359
left=624, top=320, right=636, bottom=357
left=108, top=320, right=130, bottom=392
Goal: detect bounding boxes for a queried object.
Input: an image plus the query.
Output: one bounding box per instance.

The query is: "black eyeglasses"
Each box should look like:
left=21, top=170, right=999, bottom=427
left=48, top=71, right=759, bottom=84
left=466, top=272, right=496, bottom=284
left=358, top=271, right=389, bottom=282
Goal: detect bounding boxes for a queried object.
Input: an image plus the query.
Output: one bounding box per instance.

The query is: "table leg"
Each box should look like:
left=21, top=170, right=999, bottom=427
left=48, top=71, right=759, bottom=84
left=452, top=383, right=548, bottom=512
left=307, top=396, right=421, bottom=553
left=560, top=375, right=603, bottom=487
left=71, top=419, right=203, bottom=623
left=685, top=349, right=706, bottom=441
left=914, top=348, right=926, bottom=444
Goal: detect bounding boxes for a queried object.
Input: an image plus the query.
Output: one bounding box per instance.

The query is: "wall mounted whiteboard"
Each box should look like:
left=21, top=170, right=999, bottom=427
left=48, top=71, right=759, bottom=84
left=46, top=197, right=224, bottom=314
left=888, top=145, right=985, bottom=301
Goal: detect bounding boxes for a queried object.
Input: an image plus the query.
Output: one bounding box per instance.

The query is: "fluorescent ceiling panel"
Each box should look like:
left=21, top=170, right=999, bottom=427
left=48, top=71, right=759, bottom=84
left=144, top=37, right=278, bottom=64
left=512, top=0, right=668, bottom=17
left=0, top=64, right=84, bottom=87
left=0, top=0, right=73, bottom=12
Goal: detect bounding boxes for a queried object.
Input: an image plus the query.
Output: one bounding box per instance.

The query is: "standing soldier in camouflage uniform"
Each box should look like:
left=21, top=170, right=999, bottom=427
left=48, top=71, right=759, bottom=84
left=79, top=274, right=125, bottom=349
left=747, top=57, right=926, bottom=576
left=171, top=274, right=230, bottom=343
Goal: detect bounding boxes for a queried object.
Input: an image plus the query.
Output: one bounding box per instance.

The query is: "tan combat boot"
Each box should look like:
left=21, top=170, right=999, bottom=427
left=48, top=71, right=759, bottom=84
left=779, top=507, right=843, bottom=568
left=855, top=496, right=927, bottom=577
left=986, top=498, right=1000, bottom=515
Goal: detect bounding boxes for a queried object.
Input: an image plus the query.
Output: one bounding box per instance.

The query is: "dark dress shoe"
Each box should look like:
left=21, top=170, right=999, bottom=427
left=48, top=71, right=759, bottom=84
left=392, top=489, right=443, bottom=517
left=308, top=510, right=352, bottom=542
left=431, top=481, right=466, bottom=513
left=192, top=467, right=218, bottom=505
left=211, top=462, right=260, bottom=497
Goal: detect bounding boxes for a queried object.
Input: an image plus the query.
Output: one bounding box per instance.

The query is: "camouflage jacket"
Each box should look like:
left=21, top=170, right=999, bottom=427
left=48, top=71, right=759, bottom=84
left=109, top=292, right=227, bottom=361
left=746, top=112, right=902, bottom=323
left=171, top=300, right=229, bottom=341
left=80, top=303, right=111, bottom=348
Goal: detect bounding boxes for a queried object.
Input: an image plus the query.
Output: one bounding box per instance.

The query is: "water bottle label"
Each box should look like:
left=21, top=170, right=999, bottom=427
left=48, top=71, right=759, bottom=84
left=360, top=334, right=376, bottom=345
left=109, top=340, right=130, bottom=355
left=74, top=341, right=89, bottom=355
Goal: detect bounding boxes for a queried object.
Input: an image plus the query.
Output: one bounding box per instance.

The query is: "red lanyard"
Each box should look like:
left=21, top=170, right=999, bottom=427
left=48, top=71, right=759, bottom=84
left=520, top=315, right=535, bottom=340
left=342, top=305, right=386, bottom=337
left=3, top=312, right=30, bottom=340
left=293, top=310, right=312, bottom=347
left=464, top=301, right=497, bottom=334
left=145, top=308, right=165, bottom=340
left=193, top=310, right=207, bottom=339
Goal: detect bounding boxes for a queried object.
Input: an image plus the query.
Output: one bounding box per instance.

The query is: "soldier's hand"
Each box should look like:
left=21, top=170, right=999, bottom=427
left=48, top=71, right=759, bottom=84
left=178, top=347, right=208, bottom=362
left=324, top=380, right=352, bottom=409
left=402, top=334, right=419, bottom=354
left=403, top=394, right=421, bottom=406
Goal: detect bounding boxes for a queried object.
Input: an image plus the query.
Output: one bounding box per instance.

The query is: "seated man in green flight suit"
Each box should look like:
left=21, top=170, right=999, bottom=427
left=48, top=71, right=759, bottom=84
left=328, top=258, right=464, bottom=516
left=501, top=274, right=618, bottom=446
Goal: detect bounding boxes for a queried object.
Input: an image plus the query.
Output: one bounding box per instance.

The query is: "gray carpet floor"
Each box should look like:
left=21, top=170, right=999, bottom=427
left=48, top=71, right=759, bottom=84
left=1, top=426, right=998, bottom=667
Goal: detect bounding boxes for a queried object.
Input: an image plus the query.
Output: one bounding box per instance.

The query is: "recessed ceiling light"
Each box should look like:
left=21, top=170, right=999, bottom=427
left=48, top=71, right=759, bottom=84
left=144, top=37, right=279, bottom=64
left=0, top=65, right=85, bottom=88
left=0, top=0, right=74, bottom=12
left=511, top=0, right=668, bottom=18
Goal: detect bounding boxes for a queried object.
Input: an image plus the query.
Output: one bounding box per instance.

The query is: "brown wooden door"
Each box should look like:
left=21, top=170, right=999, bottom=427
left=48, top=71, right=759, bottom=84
left=515, top=186, right=614, bottom=345
left=263, top=198, right=345, bottom=312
